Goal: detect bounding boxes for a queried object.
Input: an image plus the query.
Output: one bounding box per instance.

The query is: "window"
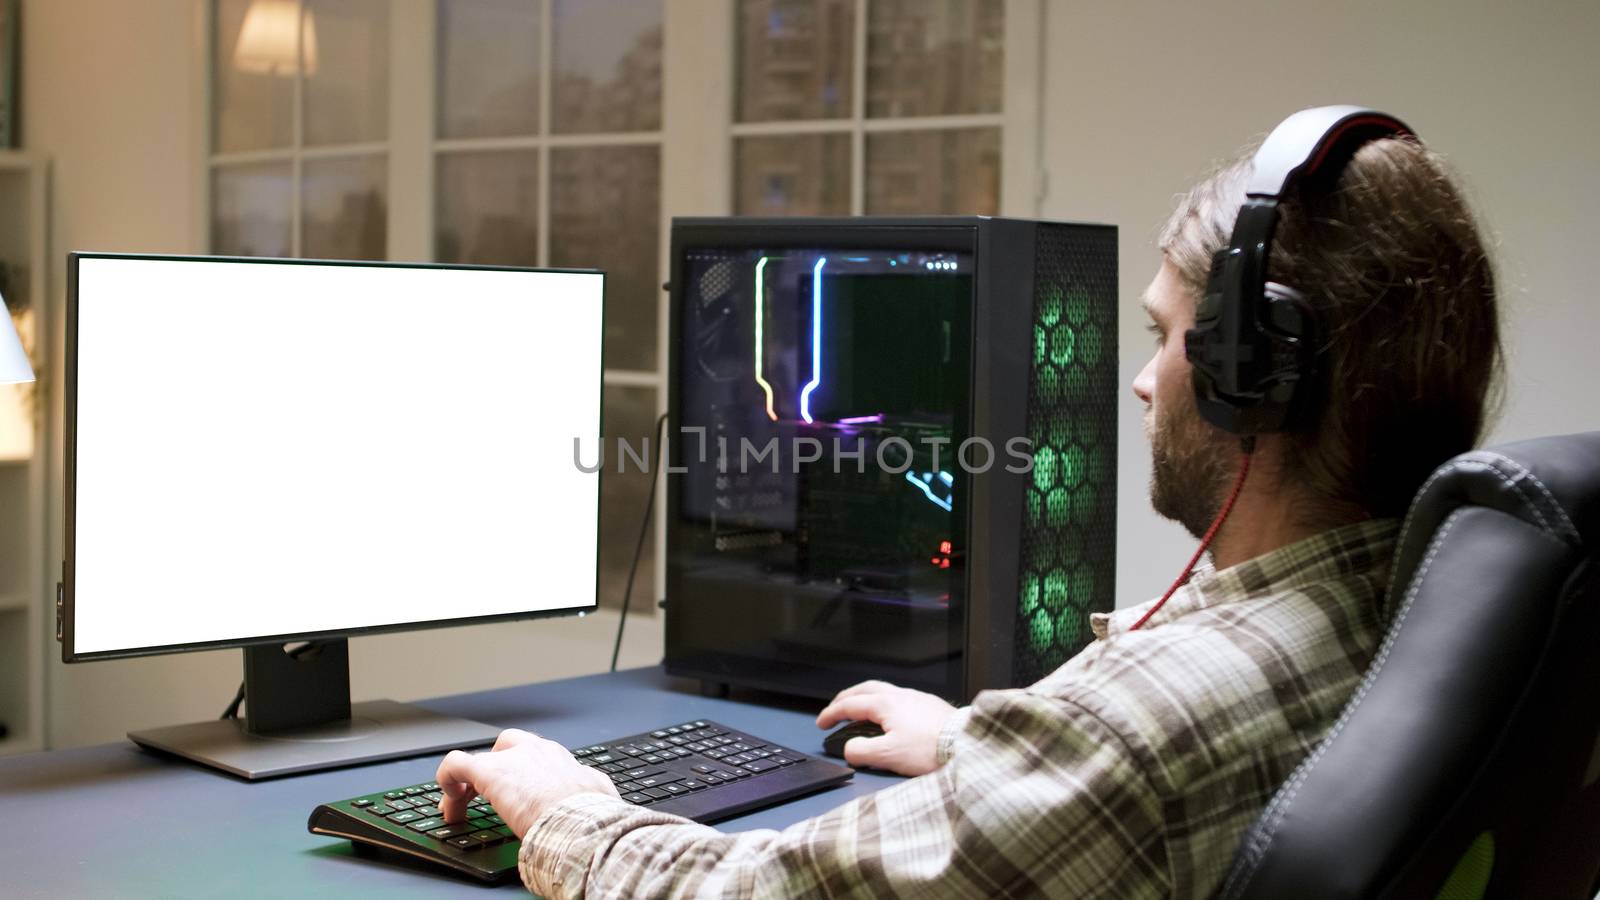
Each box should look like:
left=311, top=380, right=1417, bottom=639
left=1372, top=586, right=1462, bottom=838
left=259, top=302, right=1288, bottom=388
left=205, top=0, right=1037, bottom=613
left=733, top=0, right=1005, bottom=216
left=211, top=0, right=390, bottom=259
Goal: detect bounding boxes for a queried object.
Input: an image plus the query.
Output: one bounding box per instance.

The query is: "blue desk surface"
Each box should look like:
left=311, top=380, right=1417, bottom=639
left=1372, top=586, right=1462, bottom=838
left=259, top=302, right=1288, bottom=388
left=0, top=666, right=902, bottom=899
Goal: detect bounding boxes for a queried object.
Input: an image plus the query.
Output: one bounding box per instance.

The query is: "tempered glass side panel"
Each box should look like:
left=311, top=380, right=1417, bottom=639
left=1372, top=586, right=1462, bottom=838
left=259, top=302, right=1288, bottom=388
left=669, top=247, right=973, bottom=699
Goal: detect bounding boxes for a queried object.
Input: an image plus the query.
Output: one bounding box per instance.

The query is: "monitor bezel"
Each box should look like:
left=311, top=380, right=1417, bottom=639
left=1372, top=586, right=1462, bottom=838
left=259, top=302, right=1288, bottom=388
left=62, top=251, right=607, bottom=663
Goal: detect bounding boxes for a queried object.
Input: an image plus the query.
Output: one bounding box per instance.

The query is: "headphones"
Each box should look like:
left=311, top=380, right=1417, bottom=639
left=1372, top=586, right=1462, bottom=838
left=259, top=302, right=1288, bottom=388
left=1184, top=105, right=1416, bottom=435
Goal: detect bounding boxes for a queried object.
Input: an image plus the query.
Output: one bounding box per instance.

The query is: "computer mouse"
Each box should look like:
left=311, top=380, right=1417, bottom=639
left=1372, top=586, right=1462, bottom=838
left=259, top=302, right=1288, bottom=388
left=822, top=720, right=885, bottom=760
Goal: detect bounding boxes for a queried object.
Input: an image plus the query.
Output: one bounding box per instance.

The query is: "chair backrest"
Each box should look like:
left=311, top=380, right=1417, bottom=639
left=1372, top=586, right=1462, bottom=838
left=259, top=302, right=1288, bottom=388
left=1217, top=431, right=1600, bottom=900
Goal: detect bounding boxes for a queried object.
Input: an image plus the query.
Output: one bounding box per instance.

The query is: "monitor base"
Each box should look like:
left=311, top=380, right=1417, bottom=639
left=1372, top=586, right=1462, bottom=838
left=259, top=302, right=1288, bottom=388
left=127, top=699, right=500, bottom=780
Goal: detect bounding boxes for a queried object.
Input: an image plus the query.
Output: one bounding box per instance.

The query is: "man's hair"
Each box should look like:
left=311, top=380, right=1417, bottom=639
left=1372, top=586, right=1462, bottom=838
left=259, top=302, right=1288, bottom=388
left=1158, top=136, right=1502, bottom=521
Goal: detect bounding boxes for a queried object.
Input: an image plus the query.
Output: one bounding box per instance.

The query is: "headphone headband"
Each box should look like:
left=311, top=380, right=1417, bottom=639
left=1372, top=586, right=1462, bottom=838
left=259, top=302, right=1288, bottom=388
left=1185, top=106, right=1417, bottom=435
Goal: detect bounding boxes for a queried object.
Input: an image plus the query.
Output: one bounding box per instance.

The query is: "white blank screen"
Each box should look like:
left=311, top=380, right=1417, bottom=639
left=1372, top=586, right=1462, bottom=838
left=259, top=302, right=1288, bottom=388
left=70, top=256, right=603, bottom=656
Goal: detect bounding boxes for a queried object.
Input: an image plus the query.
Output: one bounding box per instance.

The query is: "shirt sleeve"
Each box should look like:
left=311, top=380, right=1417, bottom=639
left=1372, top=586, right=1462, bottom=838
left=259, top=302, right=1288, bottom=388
left=935, top=704, right=973, bottom=766
left=519, top=688, right=1170, bottom=899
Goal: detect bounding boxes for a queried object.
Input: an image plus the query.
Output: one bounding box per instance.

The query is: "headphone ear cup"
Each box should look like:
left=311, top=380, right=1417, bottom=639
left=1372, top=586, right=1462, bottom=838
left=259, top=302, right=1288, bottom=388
left=1261, top=281, right=1313, bottom=340
left=1261, top=281, right=1320, bottom=427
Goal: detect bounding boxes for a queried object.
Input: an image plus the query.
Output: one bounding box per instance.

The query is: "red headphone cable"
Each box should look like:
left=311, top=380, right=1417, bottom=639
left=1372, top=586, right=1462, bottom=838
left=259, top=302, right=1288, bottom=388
left=1129, top=437, right=1256, bottom=631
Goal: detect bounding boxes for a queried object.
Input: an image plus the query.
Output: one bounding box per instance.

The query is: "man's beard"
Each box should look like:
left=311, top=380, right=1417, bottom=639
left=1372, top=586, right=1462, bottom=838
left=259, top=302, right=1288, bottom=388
left=1147, top=395, right=1235, bottom=539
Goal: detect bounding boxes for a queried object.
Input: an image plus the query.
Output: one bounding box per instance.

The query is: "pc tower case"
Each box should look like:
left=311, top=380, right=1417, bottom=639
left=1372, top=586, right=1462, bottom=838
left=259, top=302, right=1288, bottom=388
left=665, top=217, right=1117, bottom=702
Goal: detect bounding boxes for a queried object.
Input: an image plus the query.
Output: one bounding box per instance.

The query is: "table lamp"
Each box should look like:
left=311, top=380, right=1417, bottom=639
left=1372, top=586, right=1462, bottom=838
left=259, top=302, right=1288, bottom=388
left=1, top=290, right=34, bottom=384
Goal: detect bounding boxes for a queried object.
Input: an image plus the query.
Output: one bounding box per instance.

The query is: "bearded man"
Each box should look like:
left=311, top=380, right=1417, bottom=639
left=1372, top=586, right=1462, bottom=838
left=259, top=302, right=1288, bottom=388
left=432, top=109, right=1502, bottom=899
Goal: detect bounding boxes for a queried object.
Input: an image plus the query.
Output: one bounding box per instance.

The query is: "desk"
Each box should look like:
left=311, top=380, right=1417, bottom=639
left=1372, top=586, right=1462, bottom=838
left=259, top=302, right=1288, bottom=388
left=0, top=666, right=901, bottom=898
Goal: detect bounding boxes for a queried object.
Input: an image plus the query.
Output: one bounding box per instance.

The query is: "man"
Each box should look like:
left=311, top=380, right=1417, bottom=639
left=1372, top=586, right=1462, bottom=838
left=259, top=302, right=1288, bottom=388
left=434, top=119, right=1501, bottom=898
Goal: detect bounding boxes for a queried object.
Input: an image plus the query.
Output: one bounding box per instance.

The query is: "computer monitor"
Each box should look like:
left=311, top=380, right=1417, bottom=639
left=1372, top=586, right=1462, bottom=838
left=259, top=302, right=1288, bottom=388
left=62, top=253, right=604, bottom=778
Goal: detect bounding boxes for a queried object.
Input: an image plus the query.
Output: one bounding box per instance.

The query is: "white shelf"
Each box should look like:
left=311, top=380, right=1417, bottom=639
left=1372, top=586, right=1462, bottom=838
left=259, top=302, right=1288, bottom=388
left=0, top=153, right=49, bottom=758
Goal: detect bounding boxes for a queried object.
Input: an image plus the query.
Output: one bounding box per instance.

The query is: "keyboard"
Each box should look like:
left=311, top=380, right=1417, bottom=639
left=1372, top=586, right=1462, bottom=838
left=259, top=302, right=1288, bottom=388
left=307, top=719, right=854, bottom=883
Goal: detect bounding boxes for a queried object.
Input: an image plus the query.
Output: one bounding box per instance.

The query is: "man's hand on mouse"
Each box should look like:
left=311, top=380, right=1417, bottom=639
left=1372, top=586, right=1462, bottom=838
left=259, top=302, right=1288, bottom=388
left=817, top=680, right=958, bottom=776
left=435, top=728, right=619, bottom=837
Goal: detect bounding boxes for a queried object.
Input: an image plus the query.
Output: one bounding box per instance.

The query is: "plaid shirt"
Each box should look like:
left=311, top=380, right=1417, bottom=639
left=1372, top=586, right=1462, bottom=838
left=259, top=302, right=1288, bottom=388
left=519, top=518, right=1400, bottom=899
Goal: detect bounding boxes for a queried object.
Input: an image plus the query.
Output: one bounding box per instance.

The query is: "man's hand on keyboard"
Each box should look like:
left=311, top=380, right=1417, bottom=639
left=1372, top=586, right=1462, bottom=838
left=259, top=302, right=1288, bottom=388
left=436, top=728, right=620, bottom=837
left=816, top=680, right=958, bottom=776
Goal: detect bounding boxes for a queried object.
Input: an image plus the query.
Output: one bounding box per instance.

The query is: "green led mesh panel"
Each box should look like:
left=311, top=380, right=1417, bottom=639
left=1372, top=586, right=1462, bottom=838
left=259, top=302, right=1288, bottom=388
left=1014, top=225, right=1118, bottom=686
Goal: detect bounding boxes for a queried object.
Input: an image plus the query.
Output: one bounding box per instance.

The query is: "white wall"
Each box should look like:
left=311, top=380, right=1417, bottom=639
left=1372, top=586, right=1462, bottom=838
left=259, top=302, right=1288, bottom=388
left=1037, top=0, right=1600, bottom=605
left=22, top=0, right=660, bottom=749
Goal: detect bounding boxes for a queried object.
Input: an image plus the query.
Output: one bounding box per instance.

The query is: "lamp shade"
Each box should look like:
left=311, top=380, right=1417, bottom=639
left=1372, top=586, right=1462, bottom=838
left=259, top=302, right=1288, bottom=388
left=233, top=0, right=317, bottom=77
left=0, top=290, right=34, bottom=384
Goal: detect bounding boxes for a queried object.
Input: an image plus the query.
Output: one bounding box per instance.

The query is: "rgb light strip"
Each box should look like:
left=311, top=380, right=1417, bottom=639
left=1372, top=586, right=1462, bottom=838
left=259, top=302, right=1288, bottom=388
left=799, top=257, right=827, bottom=424
left=753, top=257, right=778, bottom=421
left=905, top=470, right=954, bottom=512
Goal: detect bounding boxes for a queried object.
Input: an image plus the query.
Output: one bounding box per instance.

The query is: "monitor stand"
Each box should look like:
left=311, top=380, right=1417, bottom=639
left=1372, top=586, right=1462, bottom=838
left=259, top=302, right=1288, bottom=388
left=127, top=640, right=501, bottom=780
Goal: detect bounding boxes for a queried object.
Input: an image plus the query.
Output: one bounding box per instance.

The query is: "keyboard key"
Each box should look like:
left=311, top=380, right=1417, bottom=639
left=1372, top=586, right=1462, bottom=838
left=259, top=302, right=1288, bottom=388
left=598, top=762, right=627, bottom=774
left=649, top=730, right=668, bottom=739
left=470, top=830, right=499, bottom=844
left=640, top=787, right=672, bottom=800
left=624, top=767, right=662, bottom=780
left=589, top=753, right=618, bottom=765
left=691, top=765, right=716, bottom=774
left=421, top=782, right=439, bottom=791
left=681, top=780, right=707, bottom=791
left=640, top=754, right=664, bottom=765
left=403, top=786, right=425, bottom=796
left=383, top=791, right=406, bottom=800
left=704, top=749, right=729, bottom=759
left=407, top=818, right=445, bottom=833
left=427, top=824, right=475, bottom=840
left=366, top=804, right=395, bottom=816
left=743, top=759, right=779, bottom=773
left=661, top=783, right=688, bottom=796
left=423, top=792, right=443, bottom=803
left=701, top=774, right=725, bottom=785
left=634, top=774, right=682, bottom=789
left=623, top=792, right=653, bottom=804
left=609, top=773, right=633, bottom=784
left=692, top=720, right=709, bottom=728
left=447, top=836, right=481, bottom=850
left=493, top=825, right=515, bottom=838
left=414, top=805, right=442, bottom=818
left=351, top=799, right=373, bottom=808
left=486, top=815, right=505, bottom=826
left=466, top=807, right=488, bottom=819
left=389, top=811, right=422, bottom=824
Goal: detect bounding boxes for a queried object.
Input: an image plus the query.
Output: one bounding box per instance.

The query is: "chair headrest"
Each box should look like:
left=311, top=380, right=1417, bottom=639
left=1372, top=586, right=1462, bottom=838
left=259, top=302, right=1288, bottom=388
left=1390, top=431, right=1597, bottom=614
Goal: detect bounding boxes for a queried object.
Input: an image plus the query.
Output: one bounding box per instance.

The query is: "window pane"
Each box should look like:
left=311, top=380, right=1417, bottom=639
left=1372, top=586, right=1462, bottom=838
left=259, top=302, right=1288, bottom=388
left=865, top=128, right=999, bottom=215
left=302, top=155, right=388, bottom=260
left=550, top=146, right=661, bottom=371
left=437, top=0, right=540, bottom=139
left=550, top=0, right=662, bottom=134
left=734, top=134, right=850, bottom=215
left=435, top=150, right=539, bottom=266
left=303, top=0, right=390, bottom=145
left=597, top=385, right=658, bottom=614
left=735, top=0, right=855, bottom=123
left=866, top=0, right=1003, bottom=118
left=214, top=0, right=295, bottom=153
left=212, top=162, right=292, bottom=257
